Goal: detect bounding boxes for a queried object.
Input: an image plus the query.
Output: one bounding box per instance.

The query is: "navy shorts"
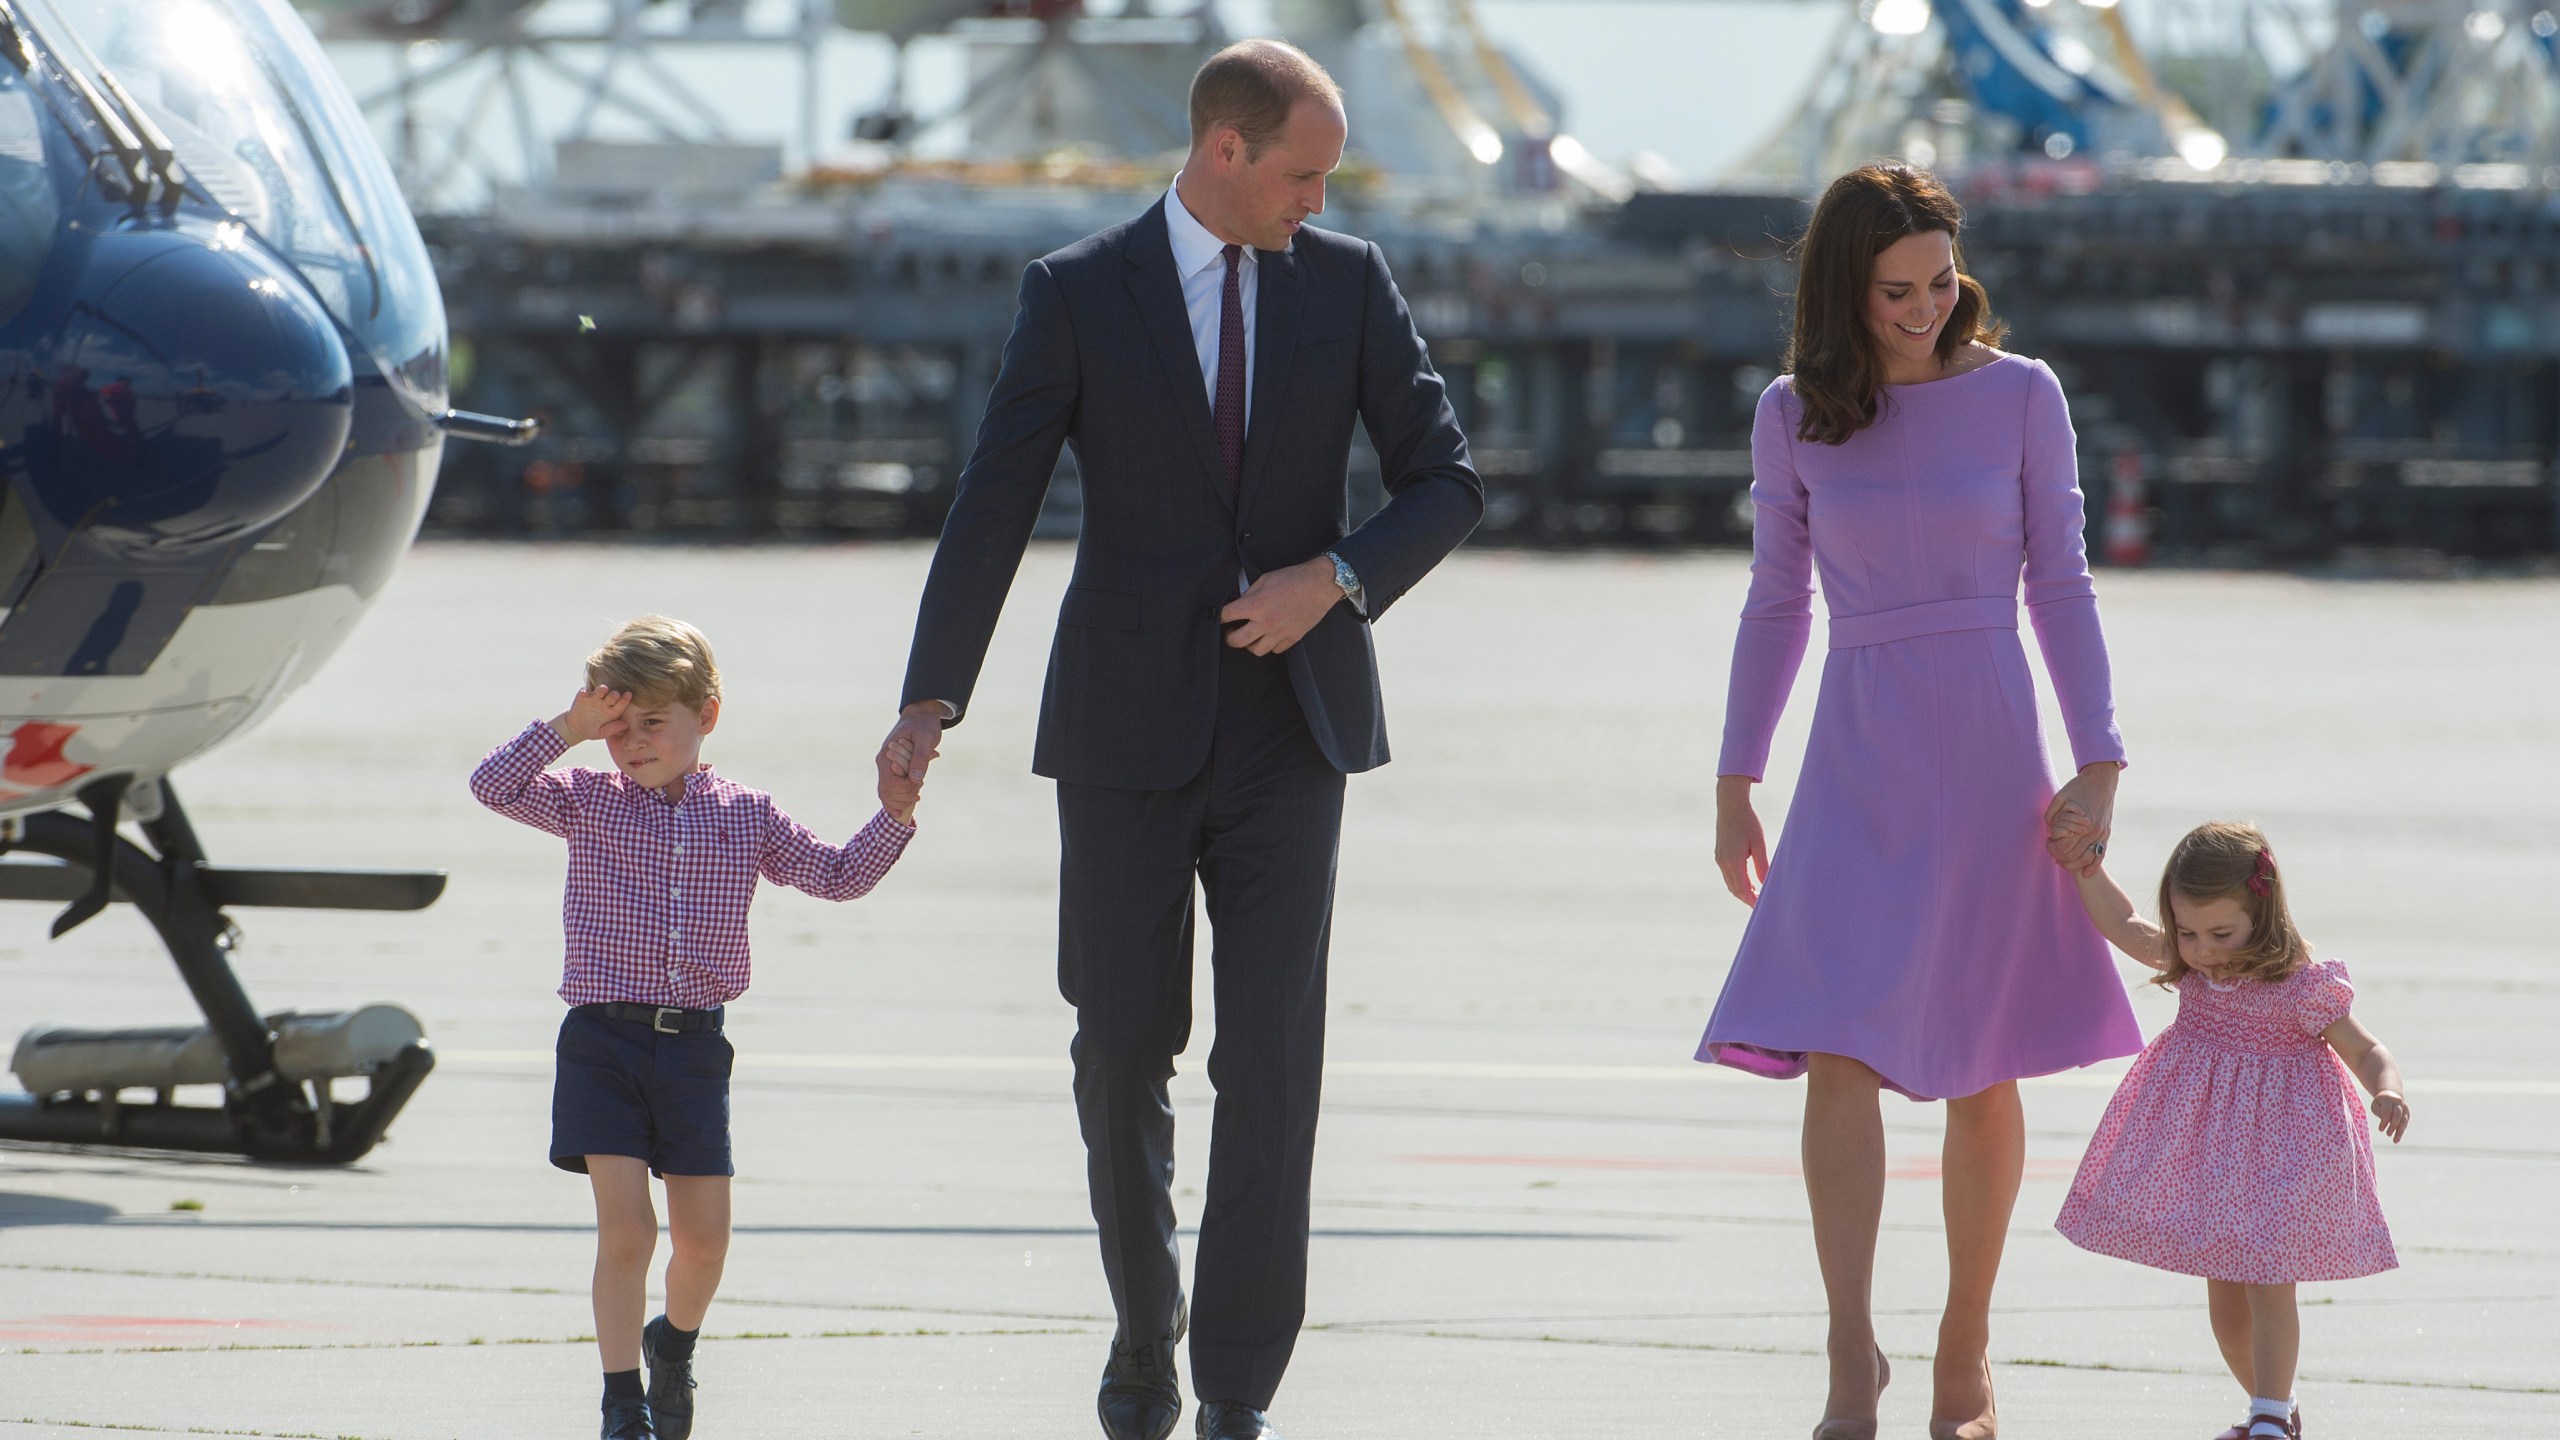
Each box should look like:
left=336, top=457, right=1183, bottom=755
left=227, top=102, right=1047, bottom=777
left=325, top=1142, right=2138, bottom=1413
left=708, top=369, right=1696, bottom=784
left=550, top=1007, right=735, bottom=1177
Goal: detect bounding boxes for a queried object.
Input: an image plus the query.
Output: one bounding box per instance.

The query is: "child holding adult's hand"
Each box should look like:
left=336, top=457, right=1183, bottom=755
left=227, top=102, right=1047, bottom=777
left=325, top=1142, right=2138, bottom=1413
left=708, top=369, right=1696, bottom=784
left=470, top=616, right=917, bottom=1440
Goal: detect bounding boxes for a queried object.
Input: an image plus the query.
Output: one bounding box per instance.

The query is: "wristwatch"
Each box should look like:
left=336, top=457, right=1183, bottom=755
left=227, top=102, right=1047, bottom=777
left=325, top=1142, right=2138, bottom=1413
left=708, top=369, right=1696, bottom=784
left=1324, top=550, right=1361, bottom=607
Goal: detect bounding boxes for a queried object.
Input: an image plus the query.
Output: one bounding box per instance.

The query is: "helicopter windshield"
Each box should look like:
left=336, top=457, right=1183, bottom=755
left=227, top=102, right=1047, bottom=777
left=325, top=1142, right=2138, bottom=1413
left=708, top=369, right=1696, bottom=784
left=29, top=0, right=445, bottom=413
left=0, top=68, right=58, bottom=328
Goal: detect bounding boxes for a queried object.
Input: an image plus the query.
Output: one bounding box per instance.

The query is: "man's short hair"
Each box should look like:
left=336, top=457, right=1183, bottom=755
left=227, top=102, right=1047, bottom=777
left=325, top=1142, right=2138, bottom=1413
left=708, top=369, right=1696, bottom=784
left=1187, top=38, right=1343, bottom=158
left=587, top=615, right=721, bottom=710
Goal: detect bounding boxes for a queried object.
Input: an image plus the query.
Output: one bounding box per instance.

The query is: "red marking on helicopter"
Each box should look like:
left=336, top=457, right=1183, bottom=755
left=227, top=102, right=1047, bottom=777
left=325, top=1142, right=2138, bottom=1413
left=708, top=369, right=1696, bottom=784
left=2, top=721, right=95, bottom=790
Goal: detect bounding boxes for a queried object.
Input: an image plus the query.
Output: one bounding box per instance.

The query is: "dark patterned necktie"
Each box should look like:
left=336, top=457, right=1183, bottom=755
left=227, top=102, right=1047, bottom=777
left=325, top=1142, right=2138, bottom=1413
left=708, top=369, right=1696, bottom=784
left=1215, top=243, right=1246, bottom=503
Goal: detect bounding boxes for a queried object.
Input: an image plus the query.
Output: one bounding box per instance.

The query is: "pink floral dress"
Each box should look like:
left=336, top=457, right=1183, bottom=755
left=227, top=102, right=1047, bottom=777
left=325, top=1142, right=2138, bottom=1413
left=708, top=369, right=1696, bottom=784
left=2056, top=957, right=2397, bottom=1283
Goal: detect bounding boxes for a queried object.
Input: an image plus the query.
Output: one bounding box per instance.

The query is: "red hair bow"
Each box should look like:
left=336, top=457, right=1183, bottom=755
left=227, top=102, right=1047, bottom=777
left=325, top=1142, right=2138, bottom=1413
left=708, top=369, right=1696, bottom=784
left=2246, top=848, right=2277, bottom=898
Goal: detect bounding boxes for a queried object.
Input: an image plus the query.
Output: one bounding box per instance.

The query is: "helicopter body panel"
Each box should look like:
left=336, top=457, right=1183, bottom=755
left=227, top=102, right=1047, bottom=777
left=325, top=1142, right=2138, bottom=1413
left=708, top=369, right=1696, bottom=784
left=0, top=0, right=452, bottom=820
left=0, top=0, right=519, bottom=1165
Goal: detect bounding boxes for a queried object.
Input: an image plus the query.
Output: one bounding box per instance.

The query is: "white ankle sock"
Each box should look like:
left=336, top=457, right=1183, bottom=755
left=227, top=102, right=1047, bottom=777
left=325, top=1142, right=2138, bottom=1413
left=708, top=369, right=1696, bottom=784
left=2246, top=1396, right=2294, bottom=1436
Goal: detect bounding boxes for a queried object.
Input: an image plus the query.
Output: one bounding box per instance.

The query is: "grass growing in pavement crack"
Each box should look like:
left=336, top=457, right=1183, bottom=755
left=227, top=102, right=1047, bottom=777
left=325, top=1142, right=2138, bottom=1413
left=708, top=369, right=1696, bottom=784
left=8, top=1419, right=376, bottom=1439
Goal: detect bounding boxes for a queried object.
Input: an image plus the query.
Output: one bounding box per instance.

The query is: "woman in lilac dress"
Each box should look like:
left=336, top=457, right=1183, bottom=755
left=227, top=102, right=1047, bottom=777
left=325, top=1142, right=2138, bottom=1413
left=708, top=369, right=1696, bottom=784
left=1702, top=165, right=2141, bottom=1440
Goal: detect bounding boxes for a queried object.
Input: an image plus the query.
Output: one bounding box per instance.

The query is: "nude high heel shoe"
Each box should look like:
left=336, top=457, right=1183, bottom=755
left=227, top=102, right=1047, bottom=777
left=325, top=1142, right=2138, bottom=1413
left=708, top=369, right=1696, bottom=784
left=1811, top=1348, right=1890, bottom=1440
left=1926, top=1353, right=1997, bottom=1440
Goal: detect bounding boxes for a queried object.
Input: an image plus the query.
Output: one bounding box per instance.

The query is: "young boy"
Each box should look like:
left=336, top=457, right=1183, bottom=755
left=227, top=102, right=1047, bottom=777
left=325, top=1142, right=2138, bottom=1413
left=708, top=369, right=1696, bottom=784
left=470, top=616, right=921, bottom=1440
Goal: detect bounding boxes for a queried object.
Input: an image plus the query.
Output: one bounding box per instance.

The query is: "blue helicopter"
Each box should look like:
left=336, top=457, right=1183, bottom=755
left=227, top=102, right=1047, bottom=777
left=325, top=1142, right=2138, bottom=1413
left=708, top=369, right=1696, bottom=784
left=0, top=0, right=531, bottom=1163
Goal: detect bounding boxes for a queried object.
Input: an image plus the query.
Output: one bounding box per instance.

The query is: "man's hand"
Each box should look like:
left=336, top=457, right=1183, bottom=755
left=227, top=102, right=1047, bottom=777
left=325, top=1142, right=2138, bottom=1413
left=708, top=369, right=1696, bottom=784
left=551, top=685, right=631, bottom=745
left=877, top=701, right=944, bottom=818
left=881, top=738, right=920, bottom=825
left=1220, top=556, right=1344, bottom=656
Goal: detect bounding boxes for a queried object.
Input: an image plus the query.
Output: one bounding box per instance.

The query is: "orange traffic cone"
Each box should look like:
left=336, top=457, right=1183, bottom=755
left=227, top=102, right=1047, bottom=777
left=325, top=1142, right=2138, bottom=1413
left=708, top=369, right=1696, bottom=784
left=2104, top=448, right=2150, bottom=567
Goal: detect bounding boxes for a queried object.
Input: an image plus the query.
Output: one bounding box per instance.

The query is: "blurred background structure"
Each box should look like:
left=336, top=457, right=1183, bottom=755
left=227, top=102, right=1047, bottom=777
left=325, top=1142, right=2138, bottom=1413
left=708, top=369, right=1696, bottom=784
left=305, top=0, right=2560, bottom=560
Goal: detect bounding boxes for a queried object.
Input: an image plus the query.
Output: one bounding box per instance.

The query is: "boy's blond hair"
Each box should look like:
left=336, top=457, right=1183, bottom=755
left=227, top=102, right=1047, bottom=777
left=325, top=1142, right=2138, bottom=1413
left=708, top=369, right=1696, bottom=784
left=586, top=616, right=720, bottom=710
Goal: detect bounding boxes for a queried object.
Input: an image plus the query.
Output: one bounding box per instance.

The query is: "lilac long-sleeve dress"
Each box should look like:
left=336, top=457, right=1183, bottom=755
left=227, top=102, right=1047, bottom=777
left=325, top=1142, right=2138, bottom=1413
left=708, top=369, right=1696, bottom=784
left=1697, top=354, right=2142, bottom=1101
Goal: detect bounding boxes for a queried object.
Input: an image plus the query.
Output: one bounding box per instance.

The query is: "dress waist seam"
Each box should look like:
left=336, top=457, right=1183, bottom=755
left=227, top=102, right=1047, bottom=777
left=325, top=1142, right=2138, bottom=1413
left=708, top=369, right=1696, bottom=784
left=1827, top=595, right=2017, bottom=650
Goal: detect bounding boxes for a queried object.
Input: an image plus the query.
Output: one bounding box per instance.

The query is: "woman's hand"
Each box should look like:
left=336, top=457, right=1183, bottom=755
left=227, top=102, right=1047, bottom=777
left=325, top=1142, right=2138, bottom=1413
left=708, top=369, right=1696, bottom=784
left=2043, top=762, right=2119, bottom=876
left=1715, top=775, right=1769, bottom=908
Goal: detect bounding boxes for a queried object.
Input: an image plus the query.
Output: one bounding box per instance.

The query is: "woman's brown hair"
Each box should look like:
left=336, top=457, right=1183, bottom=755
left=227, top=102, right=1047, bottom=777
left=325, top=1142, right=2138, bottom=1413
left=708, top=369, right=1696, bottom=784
left=1784, top=164, right=2006, bottom=447
left=2151, top=821, right=2311, bottom=989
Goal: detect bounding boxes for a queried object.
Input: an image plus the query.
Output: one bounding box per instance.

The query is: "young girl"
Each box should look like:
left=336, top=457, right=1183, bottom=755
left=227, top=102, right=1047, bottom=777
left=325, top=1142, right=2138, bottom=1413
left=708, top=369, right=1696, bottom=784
left=2051, top=820, right=2408, bottom=1440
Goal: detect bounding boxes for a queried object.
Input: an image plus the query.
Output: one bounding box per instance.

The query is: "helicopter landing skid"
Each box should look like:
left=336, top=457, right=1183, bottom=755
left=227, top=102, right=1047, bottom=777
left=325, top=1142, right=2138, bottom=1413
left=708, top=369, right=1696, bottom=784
left=0, top=778, right=444, bottom=1164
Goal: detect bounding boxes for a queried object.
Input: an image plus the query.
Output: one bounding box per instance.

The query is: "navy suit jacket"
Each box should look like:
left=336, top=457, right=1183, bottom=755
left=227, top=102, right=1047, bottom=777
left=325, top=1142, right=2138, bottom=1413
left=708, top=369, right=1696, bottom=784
left=900, top=198, right=1484, bottom=789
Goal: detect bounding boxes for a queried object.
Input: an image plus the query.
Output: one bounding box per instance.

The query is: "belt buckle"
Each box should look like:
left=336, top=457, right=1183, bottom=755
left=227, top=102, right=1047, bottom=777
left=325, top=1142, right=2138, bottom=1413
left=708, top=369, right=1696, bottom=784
left=652, top=1006, right=682, bottom=1034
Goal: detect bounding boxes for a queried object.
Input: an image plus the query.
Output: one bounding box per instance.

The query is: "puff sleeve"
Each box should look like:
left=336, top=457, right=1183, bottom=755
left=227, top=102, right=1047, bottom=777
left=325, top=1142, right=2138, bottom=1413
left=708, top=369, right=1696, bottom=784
left=2292, top=957, right=2357, bottom=1036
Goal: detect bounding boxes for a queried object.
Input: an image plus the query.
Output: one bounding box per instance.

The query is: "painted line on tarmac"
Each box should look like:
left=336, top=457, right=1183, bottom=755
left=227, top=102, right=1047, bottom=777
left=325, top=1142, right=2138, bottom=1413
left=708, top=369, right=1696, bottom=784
left=436, top=1051, right=2560, bottom=1095
left=0, top=1262, right=1111, bottom=1326
left=0, top=1325, right=1081, bottom=1360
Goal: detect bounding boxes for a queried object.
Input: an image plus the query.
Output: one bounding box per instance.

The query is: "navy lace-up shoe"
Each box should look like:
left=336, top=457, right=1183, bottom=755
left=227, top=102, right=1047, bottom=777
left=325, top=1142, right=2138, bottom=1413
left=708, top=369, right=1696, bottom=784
left=1097, top=1296, right=1186, bottom=1440
left=601, top=1394, right=654, bottom=1440
left=641, top=1316, right=697, bottom=1440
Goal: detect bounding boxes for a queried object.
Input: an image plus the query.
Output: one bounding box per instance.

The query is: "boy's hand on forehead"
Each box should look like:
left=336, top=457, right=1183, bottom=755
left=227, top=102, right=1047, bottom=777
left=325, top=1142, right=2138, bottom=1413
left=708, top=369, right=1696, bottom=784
left=555, top=684, right=634, bottom=744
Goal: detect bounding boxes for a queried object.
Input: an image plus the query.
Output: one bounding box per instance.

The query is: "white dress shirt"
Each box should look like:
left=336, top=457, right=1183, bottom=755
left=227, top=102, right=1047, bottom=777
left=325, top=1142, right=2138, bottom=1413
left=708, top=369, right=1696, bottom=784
left=1165, top=178, right=1261, bottom=431
left=1164, top=179, right=1364, bottom=614
left=912, top=183, right=1354, bottom=720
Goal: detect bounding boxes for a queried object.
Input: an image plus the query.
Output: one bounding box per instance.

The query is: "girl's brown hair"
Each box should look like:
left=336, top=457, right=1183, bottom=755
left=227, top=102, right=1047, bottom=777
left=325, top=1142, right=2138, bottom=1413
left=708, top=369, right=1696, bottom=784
left=1785, top=164, right=2006, bottom=447
left=2152, top=821, right=2310, bottom=988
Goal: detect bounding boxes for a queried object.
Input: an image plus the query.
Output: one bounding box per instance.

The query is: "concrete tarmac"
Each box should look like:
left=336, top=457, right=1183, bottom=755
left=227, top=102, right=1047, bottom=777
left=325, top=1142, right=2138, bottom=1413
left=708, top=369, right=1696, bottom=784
left=0, top=543, right=2552, bottom=1438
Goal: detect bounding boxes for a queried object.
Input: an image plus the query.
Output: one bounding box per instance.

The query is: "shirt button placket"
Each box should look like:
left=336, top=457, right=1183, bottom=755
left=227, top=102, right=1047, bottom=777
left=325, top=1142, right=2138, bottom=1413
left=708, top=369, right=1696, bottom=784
left=667, top=815, right=682, bottom=998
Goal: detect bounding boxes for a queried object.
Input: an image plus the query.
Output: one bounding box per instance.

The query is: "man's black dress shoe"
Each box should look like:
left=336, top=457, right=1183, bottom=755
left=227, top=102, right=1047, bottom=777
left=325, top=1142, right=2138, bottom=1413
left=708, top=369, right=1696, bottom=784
left=600, top=1395, right=656, bottom=1440
left=641, top=1315, right=697, bottom=1440
left=1097, top=1297, right=1187, bottom=1440
left=1195, top=1400, right=1280, bottom=1440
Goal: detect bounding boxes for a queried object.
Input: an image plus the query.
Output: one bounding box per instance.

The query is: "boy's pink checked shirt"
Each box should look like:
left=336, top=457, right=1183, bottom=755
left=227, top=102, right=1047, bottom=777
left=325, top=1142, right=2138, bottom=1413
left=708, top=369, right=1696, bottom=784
left=470, top=721, right=914, bottom=1008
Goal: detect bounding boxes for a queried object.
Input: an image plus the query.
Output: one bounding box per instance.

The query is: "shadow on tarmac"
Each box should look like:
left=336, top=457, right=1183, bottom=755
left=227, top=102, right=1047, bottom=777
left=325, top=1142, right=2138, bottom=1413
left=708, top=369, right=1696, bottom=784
left=0, top=1192, right=117, bottom=1227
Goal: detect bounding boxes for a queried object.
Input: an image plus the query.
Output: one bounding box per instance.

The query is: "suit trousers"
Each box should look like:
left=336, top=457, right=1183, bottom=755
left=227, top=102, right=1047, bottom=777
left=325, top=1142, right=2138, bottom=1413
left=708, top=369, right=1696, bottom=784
left=1056, top=643, right=1345, bottom=1411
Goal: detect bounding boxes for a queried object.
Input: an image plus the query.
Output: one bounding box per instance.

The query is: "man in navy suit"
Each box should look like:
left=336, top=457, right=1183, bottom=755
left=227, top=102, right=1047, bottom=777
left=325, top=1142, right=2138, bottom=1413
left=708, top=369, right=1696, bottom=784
left=876, top=39, right=1481, bottom=1440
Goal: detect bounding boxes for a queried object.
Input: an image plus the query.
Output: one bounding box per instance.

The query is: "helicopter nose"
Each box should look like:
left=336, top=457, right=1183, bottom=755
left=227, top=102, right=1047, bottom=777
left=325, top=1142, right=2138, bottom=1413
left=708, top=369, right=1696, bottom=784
left=34, top=219, right=353, bottom=553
